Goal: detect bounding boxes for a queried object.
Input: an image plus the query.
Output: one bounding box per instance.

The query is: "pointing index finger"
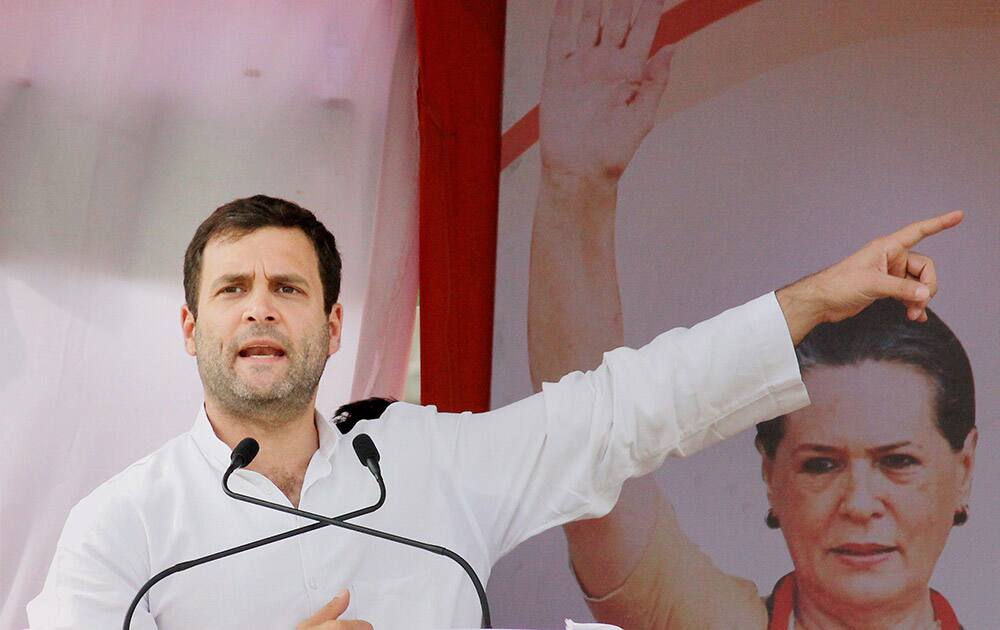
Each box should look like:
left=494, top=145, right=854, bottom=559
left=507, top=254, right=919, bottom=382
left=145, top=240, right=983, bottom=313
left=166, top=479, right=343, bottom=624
left=890, top=210, right=964, bottom=248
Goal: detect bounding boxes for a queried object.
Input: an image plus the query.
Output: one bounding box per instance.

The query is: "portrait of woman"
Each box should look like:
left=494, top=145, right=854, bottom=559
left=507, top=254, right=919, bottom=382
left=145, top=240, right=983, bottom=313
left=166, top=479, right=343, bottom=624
left=530, top=296, right=976, bottom=628
left=523, top=2, right=980, bottom=627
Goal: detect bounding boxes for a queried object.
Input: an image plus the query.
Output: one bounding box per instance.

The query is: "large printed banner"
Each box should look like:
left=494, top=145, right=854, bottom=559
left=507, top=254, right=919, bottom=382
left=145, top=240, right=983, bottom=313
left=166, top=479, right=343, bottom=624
left=490, top=1, right=999, bottom=627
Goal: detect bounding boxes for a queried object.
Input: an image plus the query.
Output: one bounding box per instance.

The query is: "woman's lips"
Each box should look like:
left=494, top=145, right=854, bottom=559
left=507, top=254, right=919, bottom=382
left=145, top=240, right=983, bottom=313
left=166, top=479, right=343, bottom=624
left=829, top=543, right=899, bottom=568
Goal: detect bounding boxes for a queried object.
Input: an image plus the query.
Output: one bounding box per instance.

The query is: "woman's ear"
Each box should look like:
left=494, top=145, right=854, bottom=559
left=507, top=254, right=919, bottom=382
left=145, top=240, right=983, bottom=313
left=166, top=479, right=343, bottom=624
left=956, top=427, right=978, bottom=505
left=756, top=439, right=774, bottom=483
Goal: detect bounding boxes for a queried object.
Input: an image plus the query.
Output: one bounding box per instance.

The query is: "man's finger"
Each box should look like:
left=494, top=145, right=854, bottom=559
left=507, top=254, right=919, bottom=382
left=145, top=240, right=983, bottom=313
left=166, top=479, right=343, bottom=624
left=889, top=210, right=964, bottom=249
left=626, top=0, right=666, bottom=58
left=547, top=0, right=576, bottom=62
left=300, top=589, right=350, bottom=627
left=906, top=252, right=937, bottom=298
left=872, top=274, right=931, bottom=305
left=315, top=621, right=373, bottom=630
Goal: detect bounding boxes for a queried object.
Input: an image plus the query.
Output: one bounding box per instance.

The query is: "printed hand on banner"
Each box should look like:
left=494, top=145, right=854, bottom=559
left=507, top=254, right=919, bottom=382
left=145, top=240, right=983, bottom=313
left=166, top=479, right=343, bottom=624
left=540, top=0, right=673, bottom=185
left=529, top=0, right=674, bottom=599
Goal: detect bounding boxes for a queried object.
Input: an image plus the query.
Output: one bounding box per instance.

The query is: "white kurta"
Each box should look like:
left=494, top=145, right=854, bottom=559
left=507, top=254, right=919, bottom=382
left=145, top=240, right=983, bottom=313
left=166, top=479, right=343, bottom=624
left=27, top=293, right=809, bottom=629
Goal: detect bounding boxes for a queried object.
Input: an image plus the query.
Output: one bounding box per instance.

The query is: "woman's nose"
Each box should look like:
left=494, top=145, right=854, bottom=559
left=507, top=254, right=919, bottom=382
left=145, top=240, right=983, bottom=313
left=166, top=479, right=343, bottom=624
left=839, top=461, right=884, bottom=522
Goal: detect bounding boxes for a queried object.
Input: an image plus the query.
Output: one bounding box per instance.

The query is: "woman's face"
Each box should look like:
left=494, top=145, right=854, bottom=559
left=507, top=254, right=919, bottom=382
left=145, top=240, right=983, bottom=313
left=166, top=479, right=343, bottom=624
left=764, top=361, right=975, bottom=613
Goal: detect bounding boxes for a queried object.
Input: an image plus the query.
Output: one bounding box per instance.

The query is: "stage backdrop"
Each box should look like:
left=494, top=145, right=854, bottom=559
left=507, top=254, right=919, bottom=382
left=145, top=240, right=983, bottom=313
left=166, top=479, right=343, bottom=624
left=489, top=1, right=999, bottom=627
left=0, top=2, right=418, bottom=628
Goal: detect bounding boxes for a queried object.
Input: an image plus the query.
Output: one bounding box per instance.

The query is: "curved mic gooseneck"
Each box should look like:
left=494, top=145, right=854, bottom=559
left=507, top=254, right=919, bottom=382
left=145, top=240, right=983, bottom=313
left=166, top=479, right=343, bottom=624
left=223, top=436, right=492, bottom=628
left=122, top=435, right=384, bottom=630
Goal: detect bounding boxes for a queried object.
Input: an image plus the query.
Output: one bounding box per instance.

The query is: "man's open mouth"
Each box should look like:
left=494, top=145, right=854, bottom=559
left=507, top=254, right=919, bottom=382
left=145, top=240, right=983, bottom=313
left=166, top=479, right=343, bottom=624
left=237, top=341, right=286, bottom=358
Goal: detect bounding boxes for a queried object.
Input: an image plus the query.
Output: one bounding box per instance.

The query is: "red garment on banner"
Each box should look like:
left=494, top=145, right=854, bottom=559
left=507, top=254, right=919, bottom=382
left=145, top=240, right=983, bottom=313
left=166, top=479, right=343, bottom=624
left=767, top=572, right=961, bottom=630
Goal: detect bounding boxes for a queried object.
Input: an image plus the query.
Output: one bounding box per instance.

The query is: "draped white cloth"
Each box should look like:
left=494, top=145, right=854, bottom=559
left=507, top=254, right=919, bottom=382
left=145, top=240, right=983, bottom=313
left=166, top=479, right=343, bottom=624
left=0, top=2, right=418, bottom=627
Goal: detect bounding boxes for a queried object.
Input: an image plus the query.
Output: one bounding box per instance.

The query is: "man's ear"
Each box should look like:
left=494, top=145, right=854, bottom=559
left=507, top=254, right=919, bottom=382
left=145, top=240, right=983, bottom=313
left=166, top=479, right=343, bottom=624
left=327, top=303, right=344, bottom=357
left=181, top=304, right=197, bottom=356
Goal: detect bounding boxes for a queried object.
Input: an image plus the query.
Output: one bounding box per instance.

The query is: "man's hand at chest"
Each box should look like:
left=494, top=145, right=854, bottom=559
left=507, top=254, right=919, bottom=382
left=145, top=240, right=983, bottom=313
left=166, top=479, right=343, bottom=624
left=296, top=589, right=372, bottom=630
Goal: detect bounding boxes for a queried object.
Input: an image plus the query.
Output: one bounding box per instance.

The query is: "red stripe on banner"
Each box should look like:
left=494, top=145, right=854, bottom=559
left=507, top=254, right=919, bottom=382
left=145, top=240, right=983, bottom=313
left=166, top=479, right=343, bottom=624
left=415, top=1, right=506, bottom=412
left=500, top=0, right=760, bottom=170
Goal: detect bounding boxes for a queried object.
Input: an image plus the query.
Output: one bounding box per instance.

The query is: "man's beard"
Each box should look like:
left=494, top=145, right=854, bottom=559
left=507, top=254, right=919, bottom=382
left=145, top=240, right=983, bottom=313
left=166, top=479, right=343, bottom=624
left=195, top=322, right=329, bottom=427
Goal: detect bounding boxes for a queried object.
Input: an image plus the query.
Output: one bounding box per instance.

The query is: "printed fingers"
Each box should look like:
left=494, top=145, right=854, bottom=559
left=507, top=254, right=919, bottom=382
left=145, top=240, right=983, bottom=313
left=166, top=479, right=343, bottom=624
left=604, top=0, right=634, bottom=48
left=889, top=210, right=964, bottom=249
left=547, top=0, right=576, bottom=62
left=632, top=45, right=674, bottom=114
left=626, top=0, right=667, bottom=57
left=578, top=0, right=603, bottom=48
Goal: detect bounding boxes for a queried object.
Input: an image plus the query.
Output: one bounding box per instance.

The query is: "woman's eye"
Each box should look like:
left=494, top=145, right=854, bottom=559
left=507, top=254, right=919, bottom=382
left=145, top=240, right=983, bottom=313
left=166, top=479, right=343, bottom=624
left=801, top=457, right=839, bottom=474
left=880, top=453, right=920, bottom=470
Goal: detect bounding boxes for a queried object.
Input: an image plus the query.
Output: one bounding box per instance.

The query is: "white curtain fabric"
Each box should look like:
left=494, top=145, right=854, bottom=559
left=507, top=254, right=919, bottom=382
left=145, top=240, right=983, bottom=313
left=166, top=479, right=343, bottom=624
left=0, top=2, right=418, bottom=628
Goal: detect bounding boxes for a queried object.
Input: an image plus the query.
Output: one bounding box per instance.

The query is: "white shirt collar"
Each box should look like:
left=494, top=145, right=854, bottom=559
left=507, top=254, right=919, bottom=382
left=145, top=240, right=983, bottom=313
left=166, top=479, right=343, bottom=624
left=189, top=405, right=340, bottom=472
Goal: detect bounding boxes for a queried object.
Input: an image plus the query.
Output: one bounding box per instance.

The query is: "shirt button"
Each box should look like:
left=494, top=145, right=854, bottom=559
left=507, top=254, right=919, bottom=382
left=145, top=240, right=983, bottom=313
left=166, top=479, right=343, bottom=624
left=308, top=578, right=318, bottom=590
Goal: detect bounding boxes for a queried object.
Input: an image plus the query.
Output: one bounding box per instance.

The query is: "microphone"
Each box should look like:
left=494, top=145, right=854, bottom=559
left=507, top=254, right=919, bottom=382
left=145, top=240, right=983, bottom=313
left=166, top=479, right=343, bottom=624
left=122, top=436, right=384, bottom=630
left=223, top=435, right=492, bottom=628
left=230, top=436, right=259, bottom=469
left=352, top=433, right=381, bottom=480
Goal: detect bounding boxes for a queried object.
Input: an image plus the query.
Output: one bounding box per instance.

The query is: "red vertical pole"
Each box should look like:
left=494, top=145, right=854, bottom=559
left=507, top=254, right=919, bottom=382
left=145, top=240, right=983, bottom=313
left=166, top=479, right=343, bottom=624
left=414, top=1, right=507, bottom=412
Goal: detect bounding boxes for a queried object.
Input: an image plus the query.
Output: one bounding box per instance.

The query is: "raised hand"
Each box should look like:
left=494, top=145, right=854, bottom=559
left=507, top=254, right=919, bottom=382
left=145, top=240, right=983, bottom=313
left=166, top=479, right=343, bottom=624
left=777, top=211, right=964, bottom=344
left=541, top=0, right=673, bottom=184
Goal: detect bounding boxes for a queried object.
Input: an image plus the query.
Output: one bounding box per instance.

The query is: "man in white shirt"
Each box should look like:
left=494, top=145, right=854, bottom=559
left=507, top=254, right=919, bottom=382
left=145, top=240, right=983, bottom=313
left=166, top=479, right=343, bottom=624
left=27, top=193, right=958, bottom=629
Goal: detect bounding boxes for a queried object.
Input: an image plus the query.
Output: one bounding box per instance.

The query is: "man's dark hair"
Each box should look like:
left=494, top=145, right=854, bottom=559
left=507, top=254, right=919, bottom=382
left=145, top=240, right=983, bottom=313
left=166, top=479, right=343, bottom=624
left=183, top=195, right=342, bottom=318
left=756, top=299, right=975, bottom=458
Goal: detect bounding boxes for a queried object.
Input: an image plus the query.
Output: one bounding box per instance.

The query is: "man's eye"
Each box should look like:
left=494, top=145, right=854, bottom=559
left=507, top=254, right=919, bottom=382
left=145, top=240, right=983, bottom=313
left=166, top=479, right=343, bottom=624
left=277, top=285, right=300, bottom=294
left=880, top=453, right=920, bottom=470
left=220, top=286, right=244, bottom=294
left=801, top=457, right=839, bottom=474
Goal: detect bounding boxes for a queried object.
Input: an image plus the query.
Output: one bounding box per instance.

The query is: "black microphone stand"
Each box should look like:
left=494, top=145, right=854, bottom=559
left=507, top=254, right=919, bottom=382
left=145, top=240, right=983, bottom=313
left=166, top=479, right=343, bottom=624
left=122, top=473, right=384, bottom=630
left=222, top=466, right=493, bottom=628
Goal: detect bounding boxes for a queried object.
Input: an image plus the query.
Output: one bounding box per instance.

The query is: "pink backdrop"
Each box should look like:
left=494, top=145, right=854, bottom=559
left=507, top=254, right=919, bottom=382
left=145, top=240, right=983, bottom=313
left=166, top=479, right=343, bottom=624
left=0, top=2, right=418, bottom=628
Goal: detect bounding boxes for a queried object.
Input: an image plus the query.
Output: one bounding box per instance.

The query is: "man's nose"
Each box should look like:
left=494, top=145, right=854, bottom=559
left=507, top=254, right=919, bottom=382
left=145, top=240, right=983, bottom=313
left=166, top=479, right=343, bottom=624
left=839, top=461, right=885, bottom=522
left=242, top=288, right=279, bottom=323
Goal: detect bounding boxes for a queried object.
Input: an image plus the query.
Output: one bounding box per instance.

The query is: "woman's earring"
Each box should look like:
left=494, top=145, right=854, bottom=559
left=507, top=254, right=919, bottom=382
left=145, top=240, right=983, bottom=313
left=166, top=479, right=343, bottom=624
left=766, top=509, right=780, bottom=529
left=953, top=506, right=969, bottom=526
